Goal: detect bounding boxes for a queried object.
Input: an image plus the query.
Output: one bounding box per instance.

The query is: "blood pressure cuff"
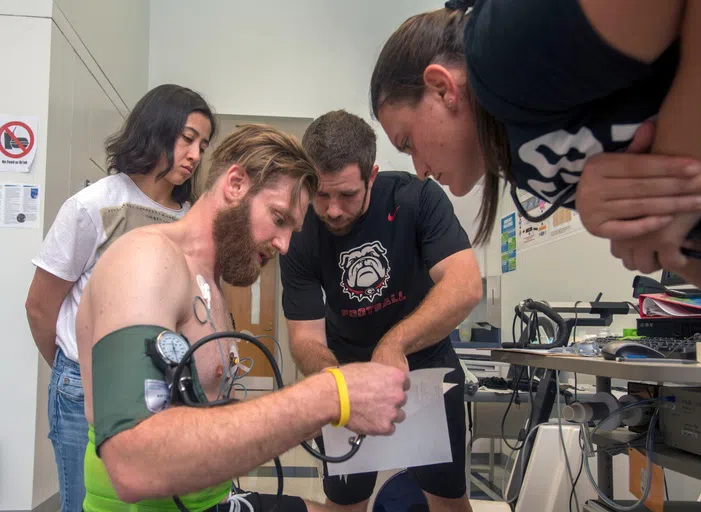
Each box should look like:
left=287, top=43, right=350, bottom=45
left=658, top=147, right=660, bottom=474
left=92, top=325, right=171, bottom=453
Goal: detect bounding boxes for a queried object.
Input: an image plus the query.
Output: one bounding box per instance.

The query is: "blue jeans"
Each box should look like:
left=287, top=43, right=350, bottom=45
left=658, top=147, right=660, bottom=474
left=48, top=347, right=88, bottom=512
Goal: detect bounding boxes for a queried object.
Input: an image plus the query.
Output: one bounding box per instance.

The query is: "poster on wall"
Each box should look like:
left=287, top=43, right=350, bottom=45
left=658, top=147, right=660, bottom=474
left=512, top=189, right=585, bottom=251
left=549, top=207, right=584, bottom=241
left=0, top=183, right=40, bottom=228
left=0, top=115, right=39, bottom=173
left=500, top=212, right=516, bottom=273
left=516, top=190, right=549, bottom=251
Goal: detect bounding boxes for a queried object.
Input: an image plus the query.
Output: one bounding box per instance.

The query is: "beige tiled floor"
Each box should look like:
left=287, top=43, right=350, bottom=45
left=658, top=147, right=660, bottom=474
left=237, top=445, right=400, bottom=509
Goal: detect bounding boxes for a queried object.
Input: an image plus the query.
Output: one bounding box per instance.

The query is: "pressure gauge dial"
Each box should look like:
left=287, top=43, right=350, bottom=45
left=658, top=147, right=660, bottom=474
left=154, top=331, right=190, bottom=366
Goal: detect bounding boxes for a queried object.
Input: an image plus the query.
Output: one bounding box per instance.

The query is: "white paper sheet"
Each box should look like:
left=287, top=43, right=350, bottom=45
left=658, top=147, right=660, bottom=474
left=322, top=367, right=455, bottom=476
left=0, top=183, right=40, bottom=228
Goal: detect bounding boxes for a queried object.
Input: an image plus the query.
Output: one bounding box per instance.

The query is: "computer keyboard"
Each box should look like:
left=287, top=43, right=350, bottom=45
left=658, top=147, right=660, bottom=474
left=595, top=336, right=698, bottom=359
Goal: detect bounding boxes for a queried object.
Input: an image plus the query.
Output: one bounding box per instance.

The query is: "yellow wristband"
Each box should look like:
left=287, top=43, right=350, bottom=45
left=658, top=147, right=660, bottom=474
left=326, top=368, right=351, bottom=428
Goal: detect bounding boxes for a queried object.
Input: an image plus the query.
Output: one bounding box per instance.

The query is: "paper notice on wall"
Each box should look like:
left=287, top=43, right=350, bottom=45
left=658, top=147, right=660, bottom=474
left=322, top=368, right=454, bottom=476
left=512, top=189, right=584, bottom=251
left=0, top=115, right=39, bottom=173
left=0, top=183, right=40, bottom=228
left=549, top=208, right=584, bottom=241
left=500, top=213, right=516, bottom=273
left=516, top=190, right=549, bottom=251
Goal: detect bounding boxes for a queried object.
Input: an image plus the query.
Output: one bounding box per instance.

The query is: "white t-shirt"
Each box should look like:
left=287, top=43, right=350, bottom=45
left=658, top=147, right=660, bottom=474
left=32, top=172, right=190, bottom=362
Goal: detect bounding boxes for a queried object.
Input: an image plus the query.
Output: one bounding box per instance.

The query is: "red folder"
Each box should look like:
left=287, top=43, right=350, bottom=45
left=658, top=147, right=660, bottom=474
left=639, top=293, right=701, bottom=318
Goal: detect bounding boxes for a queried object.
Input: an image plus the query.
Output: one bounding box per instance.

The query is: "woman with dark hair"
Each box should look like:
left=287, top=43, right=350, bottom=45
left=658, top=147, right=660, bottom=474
left=371, top=0, right=701, bottom=284
left=25, top=83, right=215, bottom=511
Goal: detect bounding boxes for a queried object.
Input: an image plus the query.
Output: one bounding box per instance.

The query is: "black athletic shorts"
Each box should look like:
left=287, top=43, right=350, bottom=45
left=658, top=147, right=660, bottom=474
left=315, top=345, right=467, bottom=505
left=208, top=492, right=307, bottom=511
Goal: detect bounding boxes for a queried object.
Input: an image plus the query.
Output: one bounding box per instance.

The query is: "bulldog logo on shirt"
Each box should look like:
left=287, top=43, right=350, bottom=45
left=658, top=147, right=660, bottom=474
left=338, top=241, right=390, bottom=303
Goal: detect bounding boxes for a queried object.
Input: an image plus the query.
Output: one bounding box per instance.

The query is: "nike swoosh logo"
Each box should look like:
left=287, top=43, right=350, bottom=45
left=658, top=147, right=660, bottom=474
left=388, top=206, right=400, bottom=221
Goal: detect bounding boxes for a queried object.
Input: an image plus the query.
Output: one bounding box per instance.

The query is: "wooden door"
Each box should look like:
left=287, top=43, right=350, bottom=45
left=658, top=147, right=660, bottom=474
left=223, top=255, right=278, bottom=383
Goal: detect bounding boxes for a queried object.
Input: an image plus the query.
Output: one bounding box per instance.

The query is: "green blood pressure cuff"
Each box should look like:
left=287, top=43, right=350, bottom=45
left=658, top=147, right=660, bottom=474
left=92, top=325, right=172, bottom=453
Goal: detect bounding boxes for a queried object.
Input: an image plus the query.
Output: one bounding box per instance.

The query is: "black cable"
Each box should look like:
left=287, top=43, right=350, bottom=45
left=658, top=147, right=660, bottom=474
left=571, top=301, right=581, bottom=347
left=501, top=366, right=536, bottom=452
left=502, top=310, right=527, bottom=450
left=525, top=300, right=569, bottom=348
left=169, top=330, right=364, bottom=511
left=502, top=303, right=540, bottom=451
left=626, top=301, right=641, bottom=315
left=171, top=331, right=363, bottom=463
left=526, top=367, right=535, bottom=430
left=664, top=470, right=669, bottom=501
left=532, top=310, right=542, bottom=345
left=467, top=403, right=474, bottom=449
left=274, top=457, right=284, bottom=499
left=501, top=381, right=523, bottom=451
left=510, top=182, right=574, bottom=223
left=569, top=429, right=585, bottom=512
left=173, top=495, right=188, bottom=512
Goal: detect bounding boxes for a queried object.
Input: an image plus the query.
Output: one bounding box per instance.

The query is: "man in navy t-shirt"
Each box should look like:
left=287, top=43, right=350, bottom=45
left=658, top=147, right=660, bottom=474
left=280, top=110, right=482, bottom=512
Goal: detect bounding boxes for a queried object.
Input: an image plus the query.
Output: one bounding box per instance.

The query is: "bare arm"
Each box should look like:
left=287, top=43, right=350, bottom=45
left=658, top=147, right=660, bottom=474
left=576, top=122, right=701, bottom=241
left=651, top=1, right=700, bottom=158
left=84, top=231, right=407, bottom=503
left=375, top=250, right=482, bottom=360
left=580, top=1, right=701, bottom=279
left=287, top=318, right=339, bottom=376
left=578, top=0, right=684, bottom=65
left=652, top=0, right=701, bottom=277
left=25, top=267, right=74, bottom=365
left=88, top=234, right=340, bottom=501
left=105, top=371, right=338, bottom=502
left=579, top=0, right=699, bottom=166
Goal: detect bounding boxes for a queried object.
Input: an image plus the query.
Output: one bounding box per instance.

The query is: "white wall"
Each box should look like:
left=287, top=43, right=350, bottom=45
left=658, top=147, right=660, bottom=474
left=147, top=0, right=441, bottom=381
left=0, top=0, right=51, bottom=17
left=0, top=2, right=147, bottom=509
left=148, top=0, right=427, bottom=171
left=0, top=13, right=52, bottom=511
left=449, top=180, right=645, bottom=336
left=498, top=233, right=643, bottom=338
left=480, top=186, right=645, bottom=339
left=459, top=183, right=701, bottom=500
left=53, top=0, right=150, bottom=110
